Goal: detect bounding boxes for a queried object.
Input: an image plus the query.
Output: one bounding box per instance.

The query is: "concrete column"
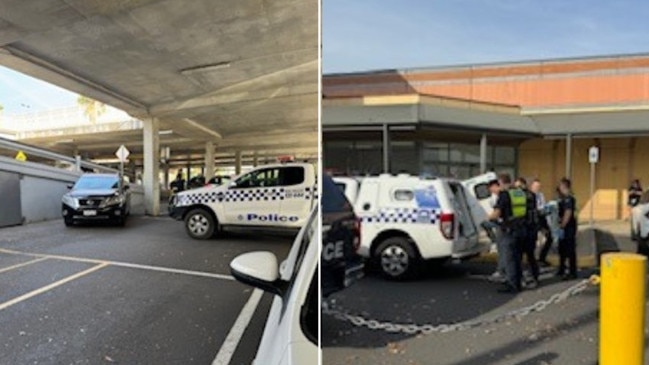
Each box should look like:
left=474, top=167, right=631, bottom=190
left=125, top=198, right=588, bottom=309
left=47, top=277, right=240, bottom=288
left=565, top=133, right=573, bottom=179
left=143, top=117, right=160, bottom=216
left=205, top=141, right=215, bottom=178
left=382, top=124, right=390, bottom=173
left=253, top=151, right=258, bottom=167
left=235, top=151, right=242, bottom=175
left=480, top=133, right=488, bottom=174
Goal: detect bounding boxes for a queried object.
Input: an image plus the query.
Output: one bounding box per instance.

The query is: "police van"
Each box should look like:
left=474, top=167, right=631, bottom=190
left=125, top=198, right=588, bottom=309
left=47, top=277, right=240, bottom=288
left=334, top=173, right=495, bottom=279
left=169, top=163, right=317, bottom=239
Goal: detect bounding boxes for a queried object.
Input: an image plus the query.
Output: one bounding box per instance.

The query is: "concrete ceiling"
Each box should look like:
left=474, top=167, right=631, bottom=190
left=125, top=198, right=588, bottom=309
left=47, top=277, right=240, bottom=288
left=0, top=0, right=318, bottom=155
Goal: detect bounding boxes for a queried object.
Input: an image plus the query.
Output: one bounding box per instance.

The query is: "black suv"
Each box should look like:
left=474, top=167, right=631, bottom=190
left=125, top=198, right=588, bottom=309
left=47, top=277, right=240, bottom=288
left=62, top=173, right=131, bottom=226
left=321, top=174, right=364, bottom=297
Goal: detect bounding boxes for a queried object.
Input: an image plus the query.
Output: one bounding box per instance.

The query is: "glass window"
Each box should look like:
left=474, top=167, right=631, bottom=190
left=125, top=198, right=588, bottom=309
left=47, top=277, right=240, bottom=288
left=280, top=167, right=305, bottom=186
left=234, top=168, right=280, bottom=188
left=322, top=176, right=352, bottom=214
left=390, top=141, right=419, bottom=174
left=422, top=143, right=448, bottom=161
left=393, top=189, right=414, bottom=201
left=474, top=183, right=491, bottom=200
left=494, top=146, right=516, bottom=165
left=73, top=175, right=119, bottom=190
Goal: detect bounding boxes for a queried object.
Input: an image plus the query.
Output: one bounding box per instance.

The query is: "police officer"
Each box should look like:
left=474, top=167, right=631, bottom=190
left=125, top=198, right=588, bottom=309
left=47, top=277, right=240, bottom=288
left=557, top=178, right=578, bottom=280
left=488, top=173, right=527, bottom=293
left=515, top=177, right=540, bottom=289
left=170, top=172, right=185, bottom=193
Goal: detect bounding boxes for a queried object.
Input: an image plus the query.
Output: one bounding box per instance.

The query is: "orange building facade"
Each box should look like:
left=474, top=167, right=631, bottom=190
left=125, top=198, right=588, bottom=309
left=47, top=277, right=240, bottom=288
left=323, top=54, right=649, bottom=222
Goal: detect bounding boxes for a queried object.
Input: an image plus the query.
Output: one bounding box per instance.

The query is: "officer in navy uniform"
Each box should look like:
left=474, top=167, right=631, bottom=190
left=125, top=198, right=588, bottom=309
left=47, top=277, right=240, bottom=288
left=515, top=177, right=540, bottom=289
left=488, top=173, right=527, bottom=293
left=557, top=178, right=578, bottom=280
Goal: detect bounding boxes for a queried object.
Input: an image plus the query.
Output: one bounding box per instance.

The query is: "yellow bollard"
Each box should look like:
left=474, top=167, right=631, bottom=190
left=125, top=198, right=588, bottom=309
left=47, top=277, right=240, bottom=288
left=600, top=253, right=647, bottom=365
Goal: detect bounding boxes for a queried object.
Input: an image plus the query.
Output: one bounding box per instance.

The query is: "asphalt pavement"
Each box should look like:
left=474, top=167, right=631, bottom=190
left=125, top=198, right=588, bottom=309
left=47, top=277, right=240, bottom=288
left=322, top=221, right=646, bottom=365
left=0, top=216, right=293, bottom=365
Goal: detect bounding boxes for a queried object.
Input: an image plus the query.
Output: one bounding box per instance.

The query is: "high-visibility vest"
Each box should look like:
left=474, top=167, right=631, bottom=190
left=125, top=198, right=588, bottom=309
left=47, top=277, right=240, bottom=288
left=508, top=188, right=527, bottom=220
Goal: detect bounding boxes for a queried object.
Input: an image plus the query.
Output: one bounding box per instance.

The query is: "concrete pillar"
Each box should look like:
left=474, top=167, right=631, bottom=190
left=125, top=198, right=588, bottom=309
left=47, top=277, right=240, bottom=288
left=480, top=133, right=488, bottom=174
left=382, top=124, right=390, bottom=173
left=143, top=117, right=160, bottom=216
left=205, top=141, right=215, bottom=178
left=235, top=151, right=242, bottom=175
left=163, top=164, right=170, bottom=190
left=566, top=133, right=573, bottom=179
left=253, top=151, right=258, bottom=167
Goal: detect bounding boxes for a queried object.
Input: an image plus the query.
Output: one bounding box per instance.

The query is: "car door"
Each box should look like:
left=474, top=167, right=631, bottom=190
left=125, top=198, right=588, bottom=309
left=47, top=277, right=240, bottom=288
left=462, top=172, right=497, bottom=227
left=224, top=167, right=283, bottom=225
left=279, top=166, right=312, bottom=227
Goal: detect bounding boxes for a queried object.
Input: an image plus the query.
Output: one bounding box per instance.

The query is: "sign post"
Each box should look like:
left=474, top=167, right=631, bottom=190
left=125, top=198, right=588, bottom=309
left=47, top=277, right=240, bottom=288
left=589, top=146, right=599, bottom=227
left=115, top=145, right=130, bottom=189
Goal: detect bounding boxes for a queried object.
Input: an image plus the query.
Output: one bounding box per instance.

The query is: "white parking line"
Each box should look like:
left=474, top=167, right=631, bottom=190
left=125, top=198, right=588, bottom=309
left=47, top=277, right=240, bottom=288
left=0, top=257, right=49, bottom=274
left=0, top=263, right=108, bottom=312
left=212, top=289, right=264, bottom=365
left=0, top=248, right=235, bottom=281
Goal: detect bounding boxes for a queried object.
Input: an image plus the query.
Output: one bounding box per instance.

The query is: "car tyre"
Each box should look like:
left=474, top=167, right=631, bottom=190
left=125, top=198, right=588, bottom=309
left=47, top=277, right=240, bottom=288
left=375, top=237, right=418, bottom=280
left=185, top=208, right=216, bottom=240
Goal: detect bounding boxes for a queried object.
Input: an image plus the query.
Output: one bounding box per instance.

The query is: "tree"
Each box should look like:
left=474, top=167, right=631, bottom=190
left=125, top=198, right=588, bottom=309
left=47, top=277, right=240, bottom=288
left=77, top=96, right=106, bottom=124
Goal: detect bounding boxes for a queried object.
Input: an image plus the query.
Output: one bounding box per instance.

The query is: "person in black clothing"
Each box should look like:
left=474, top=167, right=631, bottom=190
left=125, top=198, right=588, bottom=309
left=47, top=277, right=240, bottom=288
left=488, top=173, right=527, bottom=293
left=170, top=173, right=185, bottom=193
left=515, top=177, right=540, bottom=289
left=557, top=178, right=578, bottom=280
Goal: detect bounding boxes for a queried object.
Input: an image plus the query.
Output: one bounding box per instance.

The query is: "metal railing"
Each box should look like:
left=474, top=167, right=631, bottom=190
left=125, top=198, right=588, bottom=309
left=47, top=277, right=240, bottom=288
left=0, top=136, right=117, bottom=173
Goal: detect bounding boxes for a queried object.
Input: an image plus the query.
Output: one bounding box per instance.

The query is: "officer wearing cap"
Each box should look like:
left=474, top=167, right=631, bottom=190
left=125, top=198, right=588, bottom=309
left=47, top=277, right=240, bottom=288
left=488, top=173, right=527, bottom=293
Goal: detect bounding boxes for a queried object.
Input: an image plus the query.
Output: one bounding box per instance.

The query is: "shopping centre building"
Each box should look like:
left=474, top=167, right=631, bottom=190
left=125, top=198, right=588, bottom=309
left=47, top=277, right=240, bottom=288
left=322, top=54, right=649, bottom=221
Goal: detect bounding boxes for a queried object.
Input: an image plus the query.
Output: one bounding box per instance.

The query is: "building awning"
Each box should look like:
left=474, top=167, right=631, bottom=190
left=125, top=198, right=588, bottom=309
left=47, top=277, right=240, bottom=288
left=323, top=94, right=539, bottom=135
left=530, top=108, right=649, bottom=136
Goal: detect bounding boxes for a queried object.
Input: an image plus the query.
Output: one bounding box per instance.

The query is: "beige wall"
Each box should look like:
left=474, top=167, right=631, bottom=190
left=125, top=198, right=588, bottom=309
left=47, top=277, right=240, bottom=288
left=519, top=137, right=649, bottom=222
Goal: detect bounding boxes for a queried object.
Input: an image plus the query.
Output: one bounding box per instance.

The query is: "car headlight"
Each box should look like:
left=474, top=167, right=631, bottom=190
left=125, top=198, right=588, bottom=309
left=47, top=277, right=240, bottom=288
left=62, top=195, right=79, bottom=209
left=101, top=195, right=125, bottom=208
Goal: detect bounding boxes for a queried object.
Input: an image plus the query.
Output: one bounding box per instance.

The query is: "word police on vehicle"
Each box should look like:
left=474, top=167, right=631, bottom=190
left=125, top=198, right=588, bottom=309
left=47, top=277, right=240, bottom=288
left=169, top=163, right=317, bottom=239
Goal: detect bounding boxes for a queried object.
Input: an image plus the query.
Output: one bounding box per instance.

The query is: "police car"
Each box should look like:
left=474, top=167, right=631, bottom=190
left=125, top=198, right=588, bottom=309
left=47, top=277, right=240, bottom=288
left=631, top=190, right=649, bottom=249
left=334, top=173, right=494, bottom=279
left=169, top=163, right=317, bottom=239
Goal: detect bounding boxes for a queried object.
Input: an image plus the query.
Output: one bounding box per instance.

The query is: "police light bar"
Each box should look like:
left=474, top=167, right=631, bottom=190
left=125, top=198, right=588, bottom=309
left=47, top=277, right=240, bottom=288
left=277, top=155, right=295, bottom=163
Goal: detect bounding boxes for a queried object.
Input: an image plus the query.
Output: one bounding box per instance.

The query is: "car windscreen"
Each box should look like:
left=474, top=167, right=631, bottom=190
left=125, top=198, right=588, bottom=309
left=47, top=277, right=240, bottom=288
left=322, top=175, right=352, bottom=214
left=74, top=176, right=119, bottom=190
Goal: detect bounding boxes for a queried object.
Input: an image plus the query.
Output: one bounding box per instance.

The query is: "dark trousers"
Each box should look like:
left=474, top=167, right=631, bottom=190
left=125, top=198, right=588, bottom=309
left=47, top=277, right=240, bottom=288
left=524, top=226, right=540, bottom=281
left=538, top=218, right=554, bottom=262
left=499, top=228, right=524, bottom=290
left=558, top=230, right=577, bottom=276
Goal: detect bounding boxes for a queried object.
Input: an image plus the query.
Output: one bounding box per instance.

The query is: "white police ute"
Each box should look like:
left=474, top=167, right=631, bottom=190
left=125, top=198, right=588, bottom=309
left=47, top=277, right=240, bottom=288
left=169, top=163, right=317, bottom=239
left=335, top=173, right=492, bottom=279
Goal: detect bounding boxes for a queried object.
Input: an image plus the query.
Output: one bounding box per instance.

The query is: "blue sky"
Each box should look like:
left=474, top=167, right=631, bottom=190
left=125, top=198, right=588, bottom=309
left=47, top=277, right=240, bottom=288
left=0, top=66, right=79, bottom=114
left=323, top=0, right=649, bottom=73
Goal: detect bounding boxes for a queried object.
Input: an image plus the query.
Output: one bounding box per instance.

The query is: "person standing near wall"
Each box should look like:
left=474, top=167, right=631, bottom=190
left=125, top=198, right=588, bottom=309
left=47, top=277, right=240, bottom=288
left=557, top=178, right=578, bottom=280
left=532, top=179, right=554, bottom=266
left=488, top=173, right=527, bottom=293
left=515, top=177, right=540, bottom=289
left=628, top=179, right=643, bottom=211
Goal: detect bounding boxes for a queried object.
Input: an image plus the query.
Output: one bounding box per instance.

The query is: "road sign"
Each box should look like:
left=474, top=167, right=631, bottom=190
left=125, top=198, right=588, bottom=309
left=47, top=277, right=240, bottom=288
left=15, top=150, right=27, bottom=162
left=589, top=146, right=599, bottom=164
left=115, top=145, right=130, bottom=162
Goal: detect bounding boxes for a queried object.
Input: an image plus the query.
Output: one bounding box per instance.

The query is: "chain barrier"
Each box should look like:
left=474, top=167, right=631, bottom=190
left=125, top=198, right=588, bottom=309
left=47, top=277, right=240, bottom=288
left=323, top=276, right=598, bottom=335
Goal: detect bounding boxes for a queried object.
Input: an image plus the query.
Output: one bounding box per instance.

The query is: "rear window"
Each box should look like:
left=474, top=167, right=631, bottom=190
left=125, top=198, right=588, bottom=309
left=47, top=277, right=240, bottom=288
left=474, top=183, right=491, bottom=200
left=322, top=175, right=352, bottom=214
left=281, top=167, right=305, bottom=186
left=393, top=189, right=414, bottom=201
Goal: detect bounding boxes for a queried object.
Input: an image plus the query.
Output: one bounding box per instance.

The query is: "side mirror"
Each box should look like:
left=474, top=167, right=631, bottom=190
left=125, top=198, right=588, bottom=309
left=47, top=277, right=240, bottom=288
left=230, top=252, right=287, bottom=296
left=66, top=184, right=74, bottom=190
left=228, top=181, right=237, bottom=188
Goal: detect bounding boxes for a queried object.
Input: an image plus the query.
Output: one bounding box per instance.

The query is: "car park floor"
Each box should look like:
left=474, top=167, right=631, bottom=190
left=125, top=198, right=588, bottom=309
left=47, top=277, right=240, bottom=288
left=322, top=221, right=647, bottom=365
left=0, top=216, right=292, bottom=365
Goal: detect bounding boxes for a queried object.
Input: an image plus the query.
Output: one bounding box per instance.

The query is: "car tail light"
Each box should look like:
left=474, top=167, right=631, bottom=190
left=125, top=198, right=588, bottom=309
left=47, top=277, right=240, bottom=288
left=353, top=217, right=361, bottom=252
left=440, top=213, right=455, bottom=240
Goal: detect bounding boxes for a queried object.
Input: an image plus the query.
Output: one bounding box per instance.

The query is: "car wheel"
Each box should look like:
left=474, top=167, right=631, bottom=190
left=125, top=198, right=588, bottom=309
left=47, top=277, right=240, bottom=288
left=375, top=237, right=418, bottom=280
left=184, top=208, right=216, bottom=240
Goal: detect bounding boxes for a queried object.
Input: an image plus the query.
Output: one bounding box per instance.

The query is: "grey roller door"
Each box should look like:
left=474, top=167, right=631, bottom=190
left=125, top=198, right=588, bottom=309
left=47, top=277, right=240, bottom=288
left=0, top=171, right=23, bottom=227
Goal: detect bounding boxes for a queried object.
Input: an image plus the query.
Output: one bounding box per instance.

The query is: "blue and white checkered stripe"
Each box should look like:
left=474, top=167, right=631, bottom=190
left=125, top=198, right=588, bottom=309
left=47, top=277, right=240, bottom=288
left=360, top=208, right=441, bottom=224
left=178, top=186, right=317, bottom=206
